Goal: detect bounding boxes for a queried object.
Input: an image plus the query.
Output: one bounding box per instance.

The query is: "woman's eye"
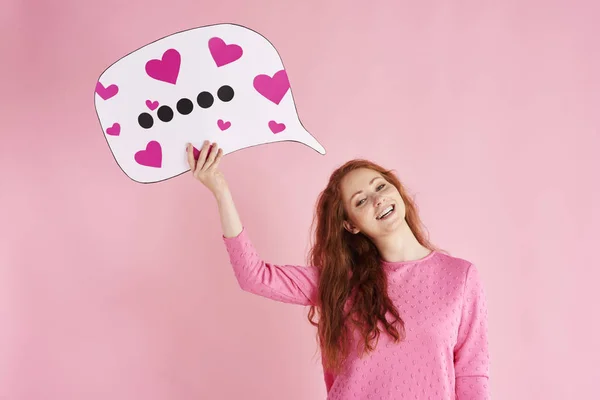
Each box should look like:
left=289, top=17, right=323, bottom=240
left=377, top=184, right=386, bottom=190
left=356, top=198, right=366, bottom=206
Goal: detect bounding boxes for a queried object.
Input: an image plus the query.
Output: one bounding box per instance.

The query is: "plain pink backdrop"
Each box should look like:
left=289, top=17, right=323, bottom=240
left=1, top=0, right=599, bottom=399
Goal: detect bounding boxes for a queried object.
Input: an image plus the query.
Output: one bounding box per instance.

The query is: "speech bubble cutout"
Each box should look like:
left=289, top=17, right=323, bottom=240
left=94, top=23, right=326, bottom=184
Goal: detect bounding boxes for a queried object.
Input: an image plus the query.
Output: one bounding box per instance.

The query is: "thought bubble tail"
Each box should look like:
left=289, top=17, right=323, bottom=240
left=301, top=131, right=326, bottom=155
left=314, top=142, right=326, bottom=155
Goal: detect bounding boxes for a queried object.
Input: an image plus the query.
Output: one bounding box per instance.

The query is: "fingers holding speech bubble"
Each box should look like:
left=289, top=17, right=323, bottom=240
left=94, top=23, right=326, bottom=184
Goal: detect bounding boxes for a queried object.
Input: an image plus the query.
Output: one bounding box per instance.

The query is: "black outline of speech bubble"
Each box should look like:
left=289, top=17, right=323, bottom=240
left=93, top=22, right=327, bottom=185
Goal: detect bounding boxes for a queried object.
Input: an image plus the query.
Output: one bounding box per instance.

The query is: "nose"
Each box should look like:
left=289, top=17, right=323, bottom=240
left=374, top=194, right=384, bottom=207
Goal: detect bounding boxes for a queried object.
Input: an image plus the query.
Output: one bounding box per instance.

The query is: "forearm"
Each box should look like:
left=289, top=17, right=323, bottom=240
left=216, top=186, right=320, bottom=306
left=454, top=263, right=491, bottom=399
left=214, top=186, right=243, bottom=238
left=222, top=227, right=319, bottom=305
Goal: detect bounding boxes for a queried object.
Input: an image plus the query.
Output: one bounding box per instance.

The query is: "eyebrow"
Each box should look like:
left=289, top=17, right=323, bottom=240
left=350, top=176, right=383, bottom=201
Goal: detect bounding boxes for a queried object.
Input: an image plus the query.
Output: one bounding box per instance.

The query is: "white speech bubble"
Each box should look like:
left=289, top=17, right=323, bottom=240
left=94, top=23, right=326, bottom=183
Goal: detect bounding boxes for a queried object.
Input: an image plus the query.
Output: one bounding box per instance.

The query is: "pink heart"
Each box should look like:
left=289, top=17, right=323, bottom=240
left=135, top=141, right=162, bottom=168
left=145, top=49, right=181, bottom=85
left=268, top=120, right=286, bottom=134
left=146, top=100, right=159, bottom=110
left=208, top=37, right=243, bottom=67
left=217, top=119, right=231, bottom=131
left=96, top=81, right=118, bottom=100
left=106, top=122, right=120, bottom=136
left=253, top=70, right=290, bottom=105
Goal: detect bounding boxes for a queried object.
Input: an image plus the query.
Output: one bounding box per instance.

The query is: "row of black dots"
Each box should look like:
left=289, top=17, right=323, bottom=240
left=138, top=85, right=235, bottom=129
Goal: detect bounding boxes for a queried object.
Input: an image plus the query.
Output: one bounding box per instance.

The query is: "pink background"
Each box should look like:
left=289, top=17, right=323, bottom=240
left=1, top=1, right=599, bottom=399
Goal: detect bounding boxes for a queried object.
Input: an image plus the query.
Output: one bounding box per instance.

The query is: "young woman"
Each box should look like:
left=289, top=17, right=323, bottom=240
left=187, top=141, right=491, bottom=399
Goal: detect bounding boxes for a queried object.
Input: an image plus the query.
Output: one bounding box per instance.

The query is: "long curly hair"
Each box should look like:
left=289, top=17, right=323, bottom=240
left=307, top=159, right=437, bottom=374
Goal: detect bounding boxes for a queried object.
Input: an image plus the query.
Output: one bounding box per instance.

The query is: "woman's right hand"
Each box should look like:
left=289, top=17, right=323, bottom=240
left=187, top=140, right=243, bottom=238
left=186, top=140, right=228, bottom=198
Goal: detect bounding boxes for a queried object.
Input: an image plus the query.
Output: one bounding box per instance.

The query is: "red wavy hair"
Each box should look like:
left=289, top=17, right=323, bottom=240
left=307, top=159, right=438, bottom=373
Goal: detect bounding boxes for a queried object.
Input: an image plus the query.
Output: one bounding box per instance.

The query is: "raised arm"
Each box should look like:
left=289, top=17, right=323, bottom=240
left=222, top=226, right=319, bottom=305
left=188, top=141, right=320, bottom=306
left=454, top=263, right=491, bottom=399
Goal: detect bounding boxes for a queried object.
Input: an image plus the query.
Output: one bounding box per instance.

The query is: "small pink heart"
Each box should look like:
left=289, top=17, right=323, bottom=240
left=208, top=37, right=243, bottom=67
left=146, top=100, right=159, bottom=110
left=95, top=81, right=118, bottom=100
left=253, top=70, right=290, bottom=105
left=217, top=119, right=231, bottom=131
left=145, top=48, right=181, bottom=85
left=135, top=141, right=162, bottom=168
left=106, top=122, right=120, bottom=136
left=268, top=120, right=286, bottom=134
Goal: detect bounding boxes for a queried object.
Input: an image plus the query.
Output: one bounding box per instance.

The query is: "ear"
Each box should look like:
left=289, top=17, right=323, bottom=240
left=343, top=220, right=360, bottom=234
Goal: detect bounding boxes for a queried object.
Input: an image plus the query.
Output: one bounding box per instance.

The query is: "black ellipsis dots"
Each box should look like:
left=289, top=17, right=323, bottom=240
left=157, top=105, right=174, bottom=122
left=217, top=85, right=234, bottom=102
left=177, top=98, right=193, bottom=115
left=138, top=113, right=154, bottom=129
left=197, top=91, right=214, bottom=109
left=137, top=85, right=236, bottom=129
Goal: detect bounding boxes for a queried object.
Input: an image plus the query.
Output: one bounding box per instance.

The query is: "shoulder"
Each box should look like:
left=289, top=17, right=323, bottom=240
left=432, top=251, right=473, bottom=273
left=430, top=251, right=480, bottom=289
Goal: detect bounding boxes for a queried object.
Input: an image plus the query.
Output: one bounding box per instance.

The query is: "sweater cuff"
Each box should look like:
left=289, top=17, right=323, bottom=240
left=222, top=227, right=246, bottom=242
left=456, top=376, right=490, bottom=400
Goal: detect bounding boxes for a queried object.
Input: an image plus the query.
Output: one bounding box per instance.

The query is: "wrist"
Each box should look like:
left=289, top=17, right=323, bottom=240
left=213, top=186, right=231, bottom=203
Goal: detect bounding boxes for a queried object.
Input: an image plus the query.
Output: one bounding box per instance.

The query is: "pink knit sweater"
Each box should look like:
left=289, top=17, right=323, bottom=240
left=223, top=228, right=491, bottom=399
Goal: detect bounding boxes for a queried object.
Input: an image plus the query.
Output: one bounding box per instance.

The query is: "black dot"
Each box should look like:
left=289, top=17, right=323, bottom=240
left=138, top=113, right=154, bottom=129
left=157, top=105, right=174, bottom=122
left=217, top=85, right=233, bottom=102
left=197, top=91, right=214, bottom=108
left=217, top=85, right=234, bottom=102
left=176, top=98, right=193, bottom=115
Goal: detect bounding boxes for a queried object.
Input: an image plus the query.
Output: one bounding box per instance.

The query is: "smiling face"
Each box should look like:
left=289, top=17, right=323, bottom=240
left=340, top=167, right=407, bottom=239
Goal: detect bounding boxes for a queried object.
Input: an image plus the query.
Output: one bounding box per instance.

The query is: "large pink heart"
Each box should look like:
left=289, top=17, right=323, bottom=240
left=253, top=69, right=290, bottom=105
left=95, top=81, right=118, bottom=100
left=135, top=141, right=162, bottom=168
left=208, top=37, right=243, bottom=67
left=145, top=49, right=181, bottom=85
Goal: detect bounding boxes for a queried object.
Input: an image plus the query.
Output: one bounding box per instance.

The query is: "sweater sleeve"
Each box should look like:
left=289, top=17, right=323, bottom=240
left=222, top=227, right=320, bottom=306
left=454, top=263, right=491, bottom=399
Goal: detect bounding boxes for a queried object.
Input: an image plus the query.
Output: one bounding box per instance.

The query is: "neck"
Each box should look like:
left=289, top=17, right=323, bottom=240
left=372, top=219, right=431, bottom=263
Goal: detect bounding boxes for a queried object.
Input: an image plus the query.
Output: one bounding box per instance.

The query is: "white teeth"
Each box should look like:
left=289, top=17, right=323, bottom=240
left=377, top=205, right=394, bottom=220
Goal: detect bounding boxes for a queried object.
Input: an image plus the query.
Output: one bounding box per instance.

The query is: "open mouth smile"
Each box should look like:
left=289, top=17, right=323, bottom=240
left=376, top=204, right=395, bottom=220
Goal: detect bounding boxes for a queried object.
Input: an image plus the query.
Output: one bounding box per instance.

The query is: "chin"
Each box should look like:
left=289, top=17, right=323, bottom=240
left=382, top=217, right=404, bottom=233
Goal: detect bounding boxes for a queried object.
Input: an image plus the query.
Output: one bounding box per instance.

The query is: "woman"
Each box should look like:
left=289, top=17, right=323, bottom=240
left=187, top=141, right=491, bottom=399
